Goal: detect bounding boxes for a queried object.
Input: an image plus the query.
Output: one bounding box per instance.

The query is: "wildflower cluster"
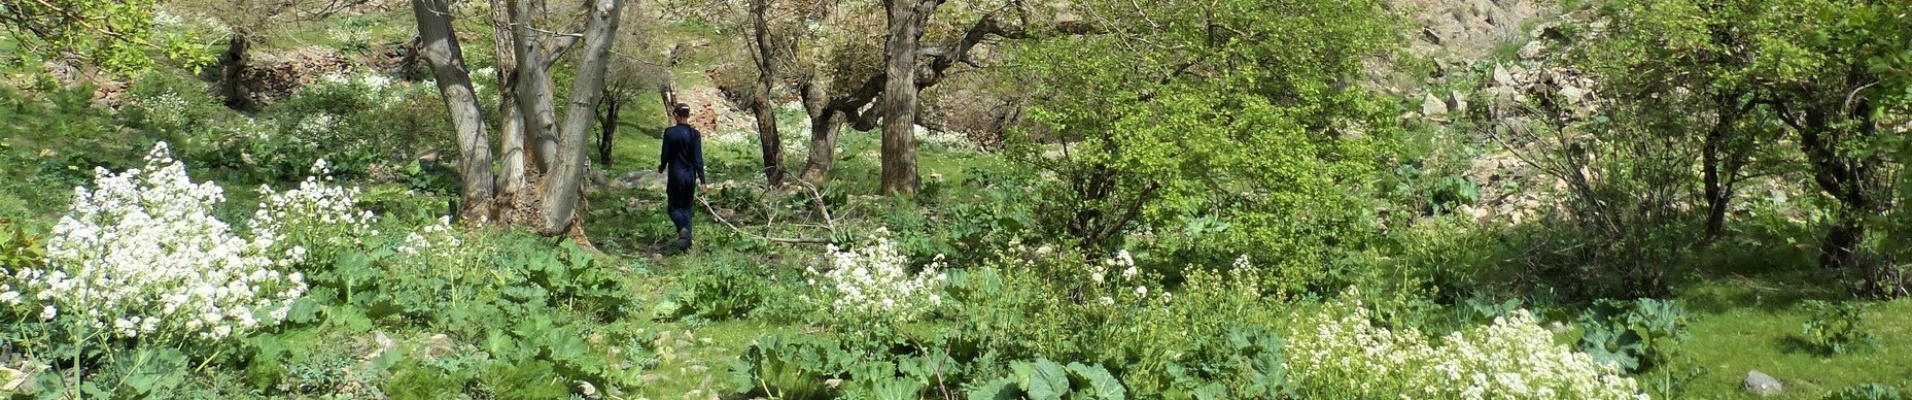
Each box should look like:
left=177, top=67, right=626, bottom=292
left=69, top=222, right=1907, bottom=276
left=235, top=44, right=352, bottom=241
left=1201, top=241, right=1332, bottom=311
left=4, top=143, right=306, bottom=341
left=1287, top=289, right=1647, bottom=400
left=1084, top=249, right=1169, bottom=306
left=805, top=228, right=946, bottom=319
left=251, top=159, right=376, bottom=258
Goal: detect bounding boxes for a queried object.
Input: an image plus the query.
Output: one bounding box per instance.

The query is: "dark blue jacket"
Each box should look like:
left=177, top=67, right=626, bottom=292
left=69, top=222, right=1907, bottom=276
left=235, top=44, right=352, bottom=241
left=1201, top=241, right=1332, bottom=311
left=658, top=123, right=707, bottom=185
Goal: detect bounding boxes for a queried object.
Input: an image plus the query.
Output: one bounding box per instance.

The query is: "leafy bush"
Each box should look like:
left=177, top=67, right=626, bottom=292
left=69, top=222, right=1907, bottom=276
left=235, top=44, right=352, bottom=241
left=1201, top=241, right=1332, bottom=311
left=4, top=142, right=306, bottom=343
left=1287, top=288, right=1647, bottom=399
left=967, top=359, right=1127, bottom=400
left=1576, top=298, right=1691, bottom=374
left=1007, top=0, right=1400, bottom=293
left=1826, top=384, right=1904, bottom=400
left=670, top=256, right=772, bottom=321
left=1800, top=300, right=1876, bottom=355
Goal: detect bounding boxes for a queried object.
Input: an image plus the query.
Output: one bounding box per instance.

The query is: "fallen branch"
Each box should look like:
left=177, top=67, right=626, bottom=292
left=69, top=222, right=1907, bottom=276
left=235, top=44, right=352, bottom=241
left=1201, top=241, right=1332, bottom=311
left=698, top=193, right=833, bottom=245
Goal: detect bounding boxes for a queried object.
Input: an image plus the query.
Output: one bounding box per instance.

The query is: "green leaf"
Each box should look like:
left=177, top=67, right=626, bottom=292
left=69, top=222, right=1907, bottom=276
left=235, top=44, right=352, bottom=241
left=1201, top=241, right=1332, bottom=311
left=966, top=377, right=1021, bottom=400
left=1015, top=359, right=1070, bottom=400
left=1066, top=362, right=1127, bottom=400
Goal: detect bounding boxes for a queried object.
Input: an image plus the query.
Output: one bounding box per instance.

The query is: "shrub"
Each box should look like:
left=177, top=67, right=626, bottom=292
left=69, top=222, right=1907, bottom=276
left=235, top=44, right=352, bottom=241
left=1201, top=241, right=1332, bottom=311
left=4, top=142, right=306, bottom=342
left=1576, top=298, right=1691, bottom=373
left=1826, top=384, right=1904, bottom=400
left=1800, top=300, right=1876, bottom=355
left=1286, top=289, right=1647, bottom=399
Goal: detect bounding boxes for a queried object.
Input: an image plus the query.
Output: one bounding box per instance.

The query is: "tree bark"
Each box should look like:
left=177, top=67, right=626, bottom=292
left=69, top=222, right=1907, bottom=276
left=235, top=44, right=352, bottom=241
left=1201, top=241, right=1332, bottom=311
left=491, top=0, right=530, bottom=205
left=798, top=79, right=842, bottom=183
left=879, top=0, right=939, bottom=196
left=515, top=0, right=560, bottom=173
left=219, top=33, right=254, bottom=111
left=599, top=93, right=619, bottom=166
left=411, top=0, right=496, bottom=223
left=751, top=0, right=785, bottom=187
left=536, top=0, right=623, bottom=233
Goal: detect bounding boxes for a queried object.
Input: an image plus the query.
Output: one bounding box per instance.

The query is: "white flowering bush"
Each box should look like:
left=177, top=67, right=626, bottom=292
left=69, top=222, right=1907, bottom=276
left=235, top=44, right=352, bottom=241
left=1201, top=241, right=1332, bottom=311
left=4, top=143, right=307, bottom=341
left=804, top=228, right=946, bottom=319
left=1287, top=289, right=1648, bottom=400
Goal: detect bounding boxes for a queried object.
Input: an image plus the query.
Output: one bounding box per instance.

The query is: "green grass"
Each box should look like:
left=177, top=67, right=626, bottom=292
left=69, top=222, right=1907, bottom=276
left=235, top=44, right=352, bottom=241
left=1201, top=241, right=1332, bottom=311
left=1678, top=280, right=1912, bottom=399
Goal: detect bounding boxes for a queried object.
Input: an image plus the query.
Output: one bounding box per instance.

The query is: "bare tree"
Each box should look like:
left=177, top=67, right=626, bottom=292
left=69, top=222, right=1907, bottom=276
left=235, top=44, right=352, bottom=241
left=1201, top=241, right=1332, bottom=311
left=749, top=0, right=786, bottom=187
left=410, top=0, right=496, bottom=222
left=877, top=0, right=942, bottom=195
left=409, top=0, right=624, bottom=234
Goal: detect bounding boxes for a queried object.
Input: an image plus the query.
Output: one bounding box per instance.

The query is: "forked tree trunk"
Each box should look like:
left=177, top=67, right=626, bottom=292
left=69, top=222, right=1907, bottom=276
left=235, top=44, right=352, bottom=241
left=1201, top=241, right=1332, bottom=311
left=798, top=79, right=842, bottom=183
left=751, top=0, right=785, bottom=187
left=411, top=0, right=496, bottom=223
left=535, top=0, right=624, bottom=233
left=879, top=0, right=937, bottom=195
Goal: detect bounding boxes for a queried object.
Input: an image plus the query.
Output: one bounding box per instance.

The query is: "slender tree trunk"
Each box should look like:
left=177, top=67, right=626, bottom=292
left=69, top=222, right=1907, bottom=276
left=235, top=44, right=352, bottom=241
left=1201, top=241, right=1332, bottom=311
left=751, top=0, right=786, bottom=187
left=798, top=79, right=841, bottom=183
left=879, top=0, right=936, bottom=196
left=1701, top=95, right=1742, bottom=240
left=219, top=33, right=254, bottom=111
left=599, top=95, right=619, bottom=166
left=536, top=0, right=623, bottom=233
left=411, top=0, right=496, bottom=223
left=515, top=0, right=560, bottom=173
left=491, top=0, right=530, bottom=205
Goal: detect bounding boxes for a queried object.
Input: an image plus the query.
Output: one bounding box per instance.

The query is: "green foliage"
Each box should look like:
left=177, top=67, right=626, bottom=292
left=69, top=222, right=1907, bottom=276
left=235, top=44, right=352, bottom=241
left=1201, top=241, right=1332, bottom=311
left=669, top=256, right=771, bottom=321
left=0, top=0, right=213, bottom=72
left=968, top=359, right=1126, bottom=400
left=728, top=334, right=849, bottom=399
left=1800, top=300, right=1876, bottom=355
left=1575, top=298, right=1691, bottom=373
left=1007, top=0, right=1402, bottom=296
left=1827, top=384, right=1905, bottom=400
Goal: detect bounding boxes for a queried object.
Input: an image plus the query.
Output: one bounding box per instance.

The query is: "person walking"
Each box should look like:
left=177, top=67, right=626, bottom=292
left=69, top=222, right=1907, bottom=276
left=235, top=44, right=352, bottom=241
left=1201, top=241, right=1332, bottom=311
left=658, top=103, right=708, bottom=251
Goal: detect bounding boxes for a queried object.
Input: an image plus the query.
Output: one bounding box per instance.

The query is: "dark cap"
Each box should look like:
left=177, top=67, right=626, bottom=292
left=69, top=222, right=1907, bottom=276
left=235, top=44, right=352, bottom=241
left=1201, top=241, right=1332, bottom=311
left=673, top=103, right=692, bottom=114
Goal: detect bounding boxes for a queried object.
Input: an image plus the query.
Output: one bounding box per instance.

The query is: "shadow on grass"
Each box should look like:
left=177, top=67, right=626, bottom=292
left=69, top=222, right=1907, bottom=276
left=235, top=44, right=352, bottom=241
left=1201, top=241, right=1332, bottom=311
left=1396, top=206, right=1853, bottom=314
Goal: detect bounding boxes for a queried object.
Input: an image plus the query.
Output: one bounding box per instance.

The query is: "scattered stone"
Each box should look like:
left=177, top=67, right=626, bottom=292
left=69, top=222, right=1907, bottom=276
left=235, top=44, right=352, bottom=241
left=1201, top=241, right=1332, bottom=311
left=577, top=380, right=599, bottom=399
left=1558, top=85, right=1587, bottom=103
left=1518, top=41, right=1547, bottom=60
left=1421, top=93, right=1450, bottom=117
left=1493, top=64, right=1516, bottom=87
left=1743, top=371, right=1781, bottom=396
left=0, top=366, right=31, bottom=392
left=421, top=333, right=456, bottom=360
left=1422, top=26, right=1443, bottom=45
left=1744, top=370, right=1783, bottom=396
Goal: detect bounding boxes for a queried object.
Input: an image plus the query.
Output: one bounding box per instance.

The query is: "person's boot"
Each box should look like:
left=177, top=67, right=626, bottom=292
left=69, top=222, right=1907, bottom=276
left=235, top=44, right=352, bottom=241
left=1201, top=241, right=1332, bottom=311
left=674, top=228, right=693, bottom=252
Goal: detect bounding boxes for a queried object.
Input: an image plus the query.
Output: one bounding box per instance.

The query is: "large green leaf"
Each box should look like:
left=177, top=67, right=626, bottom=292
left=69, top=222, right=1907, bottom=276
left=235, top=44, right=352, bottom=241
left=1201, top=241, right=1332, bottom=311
left=1066, top=362, right=1126, bottom=400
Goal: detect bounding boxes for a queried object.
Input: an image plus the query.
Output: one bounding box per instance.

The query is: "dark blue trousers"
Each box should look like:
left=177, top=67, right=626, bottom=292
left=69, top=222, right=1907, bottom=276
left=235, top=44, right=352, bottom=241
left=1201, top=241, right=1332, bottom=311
left=666, top=178, right=695, bottom=239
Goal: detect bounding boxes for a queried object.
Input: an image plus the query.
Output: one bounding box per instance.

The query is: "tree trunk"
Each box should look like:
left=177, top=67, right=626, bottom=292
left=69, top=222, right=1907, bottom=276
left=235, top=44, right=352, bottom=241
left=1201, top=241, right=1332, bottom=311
left=751, top=0, right=785, bottom=187
left=599, top=94, right=619, bottom=166
left=219, top=33, right=254, bottom=111
left=1700, top=94, right=1743, bottom=240
left=879, top=0, right=936, bottom=196
left=491, top=0, right=531, bottom=205
left=798, top=79, right=842, bottom=183
left=536, top=0, right=623, bottom=233
left=411, top=0, right=496, bottom=223
left=515, top=0, right=560, bottom=174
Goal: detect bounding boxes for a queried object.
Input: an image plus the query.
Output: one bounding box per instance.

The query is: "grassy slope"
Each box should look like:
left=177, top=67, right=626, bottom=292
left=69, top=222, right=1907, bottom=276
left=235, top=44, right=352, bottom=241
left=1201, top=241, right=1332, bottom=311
left=2, top=6, right=1908, bottom=400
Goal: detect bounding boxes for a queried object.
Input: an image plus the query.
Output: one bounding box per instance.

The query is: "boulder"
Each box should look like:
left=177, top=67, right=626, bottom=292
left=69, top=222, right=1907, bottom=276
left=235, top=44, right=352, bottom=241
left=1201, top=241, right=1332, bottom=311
left=1744, top=370, right=1783, bottom=396
left=1422, top=93, right=1450, bottom=117
left=1518, top=41, right=1547, bottom=59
